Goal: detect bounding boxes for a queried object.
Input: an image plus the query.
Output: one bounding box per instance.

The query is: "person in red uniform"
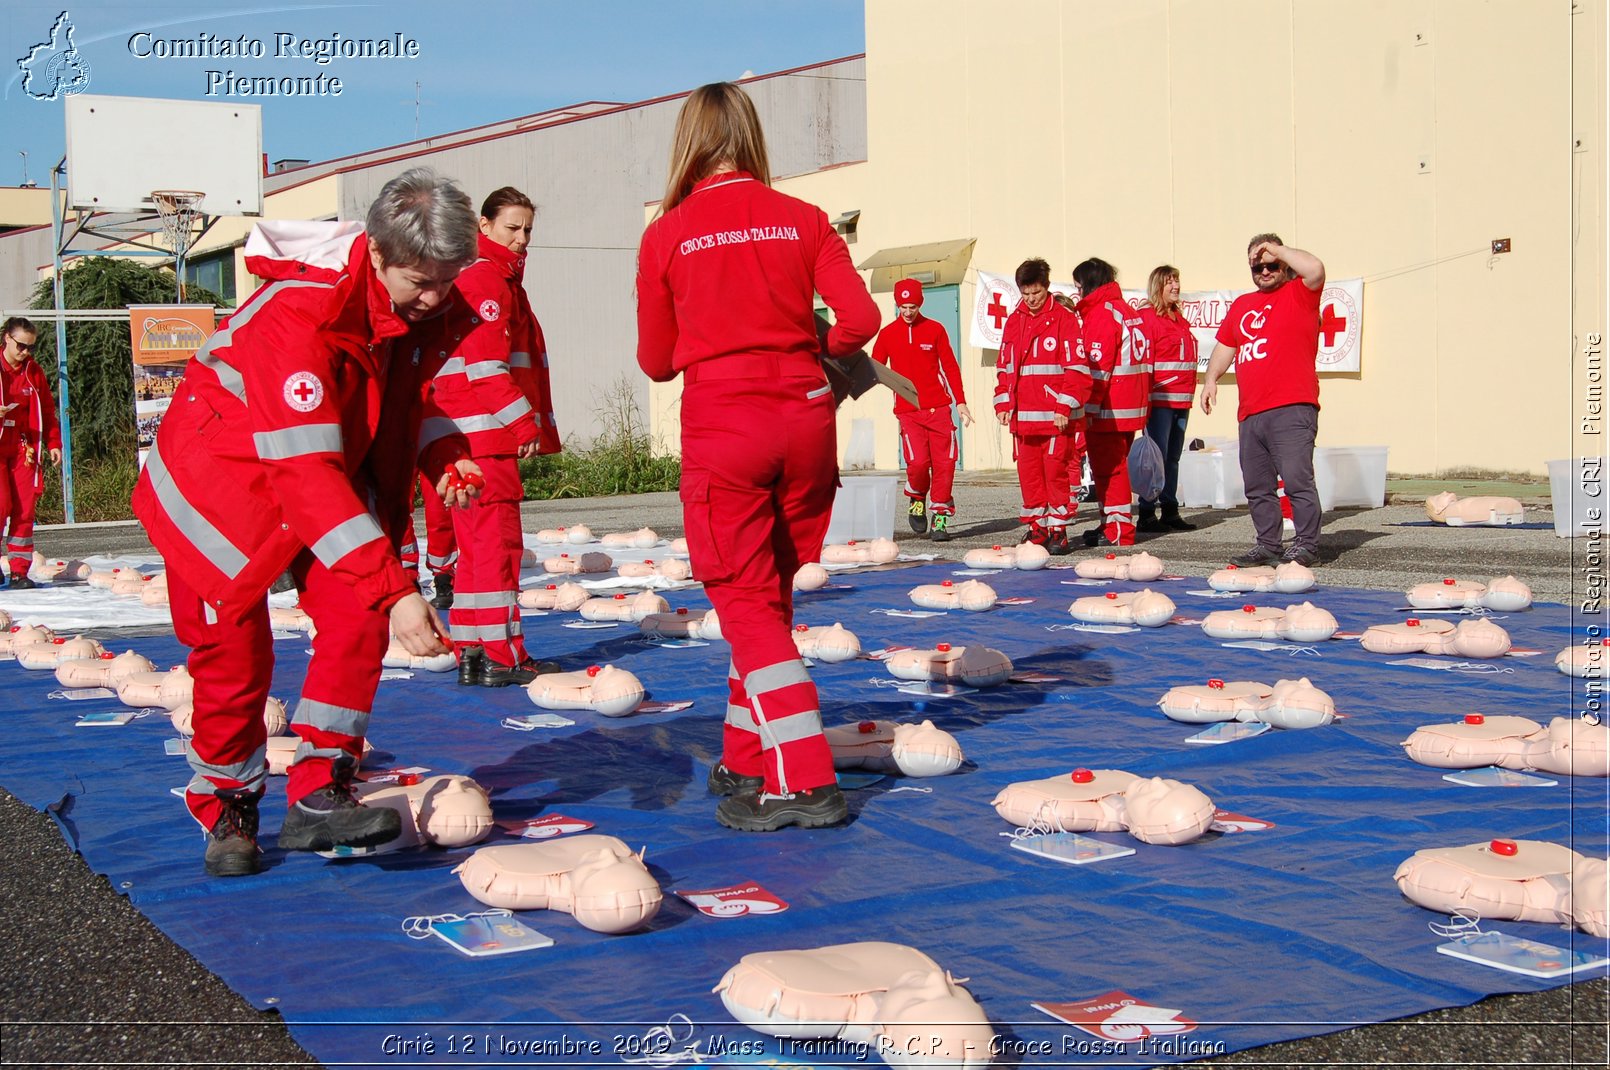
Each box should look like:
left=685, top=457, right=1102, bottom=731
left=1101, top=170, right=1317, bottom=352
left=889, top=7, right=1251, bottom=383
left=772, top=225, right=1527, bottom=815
left=1136, top=264, right=1199, bottom=533
left=636, top=82, right=879, bottom=832
left=871, top=278, right=972, bottom=541
left=131, top=168, right=484, bottom=877
left=0, top=317, right=61, bottom=589
left=1203, top=233, right=1325, bottom=567
left=994, top=259, right=1088, bottom=554
left=433, top=185, right=564, bottom=686
left=1073, top=258, right=1152, bottom=547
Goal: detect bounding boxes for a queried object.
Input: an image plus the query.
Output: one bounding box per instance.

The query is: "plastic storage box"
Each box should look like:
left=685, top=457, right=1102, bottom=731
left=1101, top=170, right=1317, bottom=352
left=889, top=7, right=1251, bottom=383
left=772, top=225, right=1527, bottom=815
left=1547, top=458, right=1609, bottom=537
left=1178, top=446, right=1246, bottom=509
left=1313, top=446, right=1389, bottom=510
left=823, top=475, right=898, bottom=544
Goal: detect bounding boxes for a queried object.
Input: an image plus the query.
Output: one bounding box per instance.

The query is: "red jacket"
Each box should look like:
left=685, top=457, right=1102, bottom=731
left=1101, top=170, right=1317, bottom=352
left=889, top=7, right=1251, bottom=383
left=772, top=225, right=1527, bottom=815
left=993, top=297, right=1087, bottom=437
left=132, top=222, right=471, bottom=622
left=871, top=314, right=967, bottom=414
left=636, top=171, right=879, bottom=380
left=1140, top=305, right=1198, bottom=409
left=432, top=234, right=561, bottom=458
left=1076, top=282, right=1152, bottom=432
left=0, top=355, right=60, bottom=459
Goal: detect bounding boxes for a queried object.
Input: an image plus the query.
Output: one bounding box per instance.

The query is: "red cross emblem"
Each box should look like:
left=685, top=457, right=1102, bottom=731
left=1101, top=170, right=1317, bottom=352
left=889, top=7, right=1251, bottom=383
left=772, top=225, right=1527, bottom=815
left=986, top=292, right=1008, bottom=330
left=1319, top=303, right=1348, bottom=347
left=282, top=371, right=324, bottom=412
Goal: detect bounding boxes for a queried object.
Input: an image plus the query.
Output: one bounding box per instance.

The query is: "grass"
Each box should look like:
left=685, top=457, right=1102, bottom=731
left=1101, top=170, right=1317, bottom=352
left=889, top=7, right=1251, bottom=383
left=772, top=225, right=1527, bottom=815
left=519, top=377, right=679, bottom=499
left=35, top=455, right=139, bottom=525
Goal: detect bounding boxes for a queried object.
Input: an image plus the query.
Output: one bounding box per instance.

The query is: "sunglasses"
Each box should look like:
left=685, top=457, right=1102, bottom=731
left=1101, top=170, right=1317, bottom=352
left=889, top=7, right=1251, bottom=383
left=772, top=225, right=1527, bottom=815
left=1250, top=261, right=1284, bottom=276
left=5, top=334, right=35, bottom=353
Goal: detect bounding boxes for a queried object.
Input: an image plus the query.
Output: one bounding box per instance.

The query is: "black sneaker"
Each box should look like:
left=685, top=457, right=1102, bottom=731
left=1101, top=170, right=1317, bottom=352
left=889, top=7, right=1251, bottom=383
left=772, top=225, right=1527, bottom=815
left=456, top=644, right=484, bottom=687
left=7, top=574, right=35, bottom=590
left=277, top=782, right=401, bottom=852
left=907, top=499, right=928, bottom=534
left=707, top=763, right=764, bottom=796
left=1283, top=545, right=1321, bottom=567
left=715, top=784, right=848, bottom=832
left=930, top=514, right=951, bottom=542
left=1082, top=528, right=1116, bottom=549
left=1136, top=513, right=1169, bottom=534
left=1230, top=545, right=1283, bottom=567
left=1162, top=509, right=1197, bottom=531
left=203, top=793, right=262, bottom=877
left=478, top=656, right=563, bottom=688
left=430, top=572, right=455, bottom=612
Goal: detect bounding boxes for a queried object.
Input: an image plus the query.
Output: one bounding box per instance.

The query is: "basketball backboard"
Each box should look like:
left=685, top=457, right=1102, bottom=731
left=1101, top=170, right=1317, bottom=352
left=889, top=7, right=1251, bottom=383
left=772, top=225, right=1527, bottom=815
left=65, top=94, right=264, bottom=216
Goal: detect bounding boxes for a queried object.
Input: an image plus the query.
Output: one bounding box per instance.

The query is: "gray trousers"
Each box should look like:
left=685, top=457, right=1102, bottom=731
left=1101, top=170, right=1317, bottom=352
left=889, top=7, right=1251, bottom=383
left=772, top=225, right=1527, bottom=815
left=1238, top=403, right=1320, bottom=551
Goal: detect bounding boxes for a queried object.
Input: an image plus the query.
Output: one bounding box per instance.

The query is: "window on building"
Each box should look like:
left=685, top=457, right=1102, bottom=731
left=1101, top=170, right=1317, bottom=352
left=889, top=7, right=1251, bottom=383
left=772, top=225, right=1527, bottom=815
left=183, top=250, right=237, bottom=306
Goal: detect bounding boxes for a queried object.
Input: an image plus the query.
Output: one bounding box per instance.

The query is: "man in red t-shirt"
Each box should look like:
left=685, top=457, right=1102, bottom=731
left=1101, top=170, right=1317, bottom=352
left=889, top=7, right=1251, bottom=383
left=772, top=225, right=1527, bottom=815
left=1202, top=233, right=1325, bottom=567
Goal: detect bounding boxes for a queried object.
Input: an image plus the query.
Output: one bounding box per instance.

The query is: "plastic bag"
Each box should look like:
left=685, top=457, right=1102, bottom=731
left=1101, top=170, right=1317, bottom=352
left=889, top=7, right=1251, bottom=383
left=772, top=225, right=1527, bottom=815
left=1128, top=434, right=1166, bottom=502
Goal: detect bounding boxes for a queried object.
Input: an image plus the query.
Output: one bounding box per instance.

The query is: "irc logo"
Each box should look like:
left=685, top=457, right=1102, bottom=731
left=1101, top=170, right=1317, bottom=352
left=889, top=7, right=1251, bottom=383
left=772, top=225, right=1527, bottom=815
left=17, top=11, right=92, bottom=101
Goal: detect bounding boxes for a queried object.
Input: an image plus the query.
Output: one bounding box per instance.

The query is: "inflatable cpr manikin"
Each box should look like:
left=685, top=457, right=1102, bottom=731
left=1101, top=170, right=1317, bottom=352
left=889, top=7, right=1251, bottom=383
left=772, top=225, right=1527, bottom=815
left=1406, top=576, right=1533, bottom=612
left=963, top=543, right=1050, bottom=571
left=793, top=562, right=830, bottom=591
left=909, top=579, right=997, bottom=612
left=824, top=720, right=964, bottom=778
left=1401, top=713, right=1610, bottom=778
left=579, top=591, right=670, bottom=623
left=116, top=665, right=193, bottom=709
left=1359, top=616, right=1511, bottom=658
left=269, top=606, right=315, bottom=633
left=138, top=572, right=170, bottom=606
left=1074, top=551, right=1166, bottom=582
left=171, top=696, right=289, bottom=738
left=31, top=554, right=92, bottom=583
left=86, top=566, right=143, bottom=590
left=1424, top=492, right=1526, bottom=527
left=454, top=834, right=661, bottom=934
left=110, top=574, right=152, bottom=597
left=1069, top=589, right=1177, bottom=628
left=526, top=664, right=645, bottom=717
left=348, top=774, right=494, bottom=853
left=821, top=538, right=900, bottom=566
left=542, top=551, right=613, bottom=575
left=615, top=558, right=694, bottom=581
left=1157, top=677, right=1336, bottom=730
left=534, top=524, right=594, bottom=545
left=715, top=942, right=996, bottom=1070
left=884, top=643, right=1013, bottom=688
left=991, top=768, right=1216, bottom=846
left=381, top=639, right=457, bottom=672
left=18, top=635, right=106, bottom=671
left=518, top=582, right=590, bottom=611
left=1201, top=602, right=1338, bottom=642
left=1394, top=838, right=1609, bottom=938
left=600, top=527, right=660, bottom=550
left=1207, top=562, right=1316, bottom=594
left=793, top=622, right=861, bottom=663
left=1557, top=639, right=1609, bottom=677
left=1, top=623, right=56, bottom=656
left=0, top=609, right=9, bottom=630
left=639, top=607, right=723, bottom=641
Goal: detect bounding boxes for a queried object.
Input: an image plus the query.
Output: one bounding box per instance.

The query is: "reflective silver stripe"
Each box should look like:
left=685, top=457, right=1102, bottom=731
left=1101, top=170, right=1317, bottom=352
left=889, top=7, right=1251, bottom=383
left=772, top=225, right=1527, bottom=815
left=1052, top=392, right=1077, bottom=407
left=805, top=384, right=832, bottom=400
left=509, top=351, right=532, bottom=369
left=1152, top=362, right=1198, bottom=372
left=1016, top=410, right=1063, bottom=422
left=290, top=741, right=355, bottom=768
left=755, top=705, right=825, bottom=746
left=197, top=279, right=334, bottom=402
left=1095, top=406, right=1148, bottom=420
left=745, top=659, right=811, bottom=697
left=453, top=413, right=501, bottom=434
left=1090, top=366, right=1111, bottom=381
left=992, top=392, right=1011, bottom=405
left=452, top=591, right=516, bottom=609
left=292, top=697, right=368, bottom=737
left=398, top=541, right=418, bottom=555
left=434, top=357, right=466, bottom=377
left=144, top=440, right=249, bottom=579
left=725, top=702, right=759, bottom=732
left=310, top=512, right=385, bottom=568
left=1104, top=506, right=1132, bottom=516
left=252, top=423, right=343, bottom=460
left=1111, top=364, right=1148, bottom=376
left=8, top=537, right=34, bottom=547
left=1068, top=367, right=1093, bottom=379
left=185, top=743, right=267, bottom=794
left=1021, top=506, right=1047, bottom=517
left=1153, top=391, right=1194, bottom=403
left=203, top=603, right=218, bottom=625
left=492, top=397, right=533, bottom=425
left=426, top=550, right=458, bottom=568
left=1020, top=364, right=1064, bottom=375
left=451, top=621, right=520, bottom=643
left=419, top=417, right=457, bottom=455
left=466, top=360, right=512, bottom=382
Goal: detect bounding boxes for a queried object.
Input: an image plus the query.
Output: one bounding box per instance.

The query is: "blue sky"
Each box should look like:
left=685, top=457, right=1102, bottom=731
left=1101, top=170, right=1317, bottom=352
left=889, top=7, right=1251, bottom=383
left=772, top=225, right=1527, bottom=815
left=2, top=1, right=865, bottom=185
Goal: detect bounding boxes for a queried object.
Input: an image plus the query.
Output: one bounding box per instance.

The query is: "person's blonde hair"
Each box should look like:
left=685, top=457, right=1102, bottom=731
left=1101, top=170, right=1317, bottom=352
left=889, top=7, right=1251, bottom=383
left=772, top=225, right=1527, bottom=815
left=659, top=82, right=772, bottom=215
left=1147, top=264, right=1181, bottom=315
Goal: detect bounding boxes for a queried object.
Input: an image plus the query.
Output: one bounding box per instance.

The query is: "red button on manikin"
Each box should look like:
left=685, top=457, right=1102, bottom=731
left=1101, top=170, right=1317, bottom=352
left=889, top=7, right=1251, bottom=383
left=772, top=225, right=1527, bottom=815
left=796, top=624, right=808, bottom=632
left=1465, top=714, right=1485, bottom=725
left=1070, top=768, right=1094, bottom=784
left=1105, top=592, right=1117, bottom=600
left=936, top=643, right=952, bottom=652
left=858, top=721, right=876, bottom=734
left=1406, top=618, right=1420, bottom=626
left=546, top=584, right=557, bottom=590
left=1444, top=578, right=1456, bottom=585
left=676, top=607, right=688, bottom=615
left=1208, top=678, right=1225, bottom=689
left=614, top=593, right=626, bottom=600
left=1490, top=839, right=1518, bottom=856
left=992, top=545, right=1002, bottom=551
left=1242, top=604, right=1256, bottom=613
left=586, top=665, right=601, bottom=677
left=1226, top=564, right=1238, bottom=570
left=1106, top=553, right=1116, bottom=560
left=942, top=580, right=953, bottom=587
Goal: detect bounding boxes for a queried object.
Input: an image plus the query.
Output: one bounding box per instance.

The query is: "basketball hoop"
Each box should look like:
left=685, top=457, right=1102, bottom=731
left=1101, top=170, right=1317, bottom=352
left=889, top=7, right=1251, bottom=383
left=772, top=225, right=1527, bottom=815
left=151, top=190, right=205, bottom=260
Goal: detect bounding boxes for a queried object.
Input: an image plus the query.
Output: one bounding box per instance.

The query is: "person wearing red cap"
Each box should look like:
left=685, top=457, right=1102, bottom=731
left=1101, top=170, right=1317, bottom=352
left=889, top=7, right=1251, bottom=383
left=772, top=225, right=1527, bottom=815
left=0, top=316, right=60, bottom=589
left=871, top=278, right=972, bottom=541
left=637, top=82, right=879, bottom=832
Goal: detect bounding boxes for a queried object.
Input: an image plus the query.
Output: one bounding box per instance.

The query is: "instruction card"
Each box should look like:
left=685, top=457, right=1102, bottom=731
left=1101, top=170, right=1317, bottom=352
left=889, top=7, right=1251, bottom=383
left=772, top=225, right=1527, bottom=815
left=430, top=915, right=554, bottom=957
left=1010, top=832, right=1134, bottom=866
left=1436, top=931, right=1610, bottom=978
left=1442, top=767, right=1558, bottom=788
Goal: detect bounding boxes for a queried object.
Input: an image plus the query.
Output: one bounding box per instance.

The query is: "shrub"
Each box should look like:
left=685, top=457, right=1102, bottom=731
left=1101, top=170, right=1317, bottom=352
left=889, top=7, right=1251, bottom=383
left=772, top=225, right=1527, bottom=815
left=520, top=377, right=679, bottom=499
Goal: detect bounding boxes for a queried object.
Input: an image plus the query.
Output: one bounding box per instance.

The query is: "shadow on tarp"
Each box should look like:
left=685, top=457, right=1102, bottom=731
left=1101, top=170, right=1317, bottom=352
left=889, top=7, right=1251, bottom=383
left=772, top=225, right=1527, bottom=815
left=0, top=562, right=1604, bottom=1069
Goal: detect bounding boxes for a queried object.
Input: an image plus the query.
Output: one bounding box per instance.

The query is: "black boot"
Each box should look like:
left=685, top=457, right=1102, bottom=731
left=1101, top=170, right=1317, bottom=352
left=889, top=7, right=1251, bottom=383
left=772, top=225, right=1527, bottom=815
left=277, top=781, right=402, bottom=852
left=430, top=571, right=455, bottom=611
left=456, top=644, right=484, bottom=687
left=478, top=655, right=563, bottom=687
left=1136, top=506, right=1168, bottom=534
left=1162, top=506, right=1197, bottom=531
left=203, top=790, right=262, bottom=877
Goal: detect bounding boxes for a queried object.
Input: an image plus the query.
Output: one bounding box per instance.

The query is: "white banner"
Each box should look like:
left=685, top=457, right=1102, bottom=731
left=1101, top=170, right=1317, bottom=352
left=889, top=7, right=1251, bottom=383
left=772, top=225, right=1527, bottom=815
left=1117, top=278, right=1364, bottom=374
left=968, top=271, right=1078, bottom=349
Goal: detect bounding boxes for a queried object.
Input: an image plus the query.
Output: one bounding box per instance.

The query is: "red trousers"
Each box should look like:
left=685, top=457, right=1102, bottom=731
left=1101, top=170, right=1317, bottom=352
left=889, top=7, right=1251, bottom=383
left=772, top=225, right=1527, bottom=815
left=420, top=472, right=457, bottom=577
left=448, top=455, right=527, bottom=667
left=0, top=450, right=40, bottom=577
left=1087, top=429, right=1136, bottom=545
left=681, top=363, right=837, bottom=795
left=898, top=407, right=959, bottom=514
left=1013, top=432, right=1071, bottom=529
left=1064, top=425, right=1089, bottom=500
left=169, top=553, right=388, bottom=830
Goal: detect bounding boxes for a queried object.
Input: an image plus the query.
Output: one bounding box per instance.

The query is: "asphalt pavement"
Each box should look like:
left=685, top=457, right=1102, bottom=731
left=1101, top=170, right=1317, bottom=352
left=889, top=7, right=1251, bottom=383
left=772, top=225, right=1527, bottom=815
left=2, top=474, right=1605, bottom=1068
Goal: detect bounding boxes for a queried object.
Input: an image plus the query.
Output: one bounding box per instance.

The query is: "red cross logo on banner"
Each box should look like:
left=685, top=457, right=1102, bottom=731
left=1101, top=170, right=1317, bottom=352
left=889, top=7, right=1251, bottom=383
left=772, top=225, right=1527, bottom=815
left=987, top=292, right=1008, bottom=330
left=1319, top=303, right=1348, bottom=347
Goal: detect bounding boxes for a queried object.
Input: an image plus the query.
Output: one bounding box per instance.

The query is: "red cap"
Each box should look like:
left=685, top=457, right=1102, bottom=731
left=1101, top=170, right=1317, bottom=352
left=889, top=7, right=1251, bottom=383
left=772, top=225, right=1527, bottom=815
left=942, top=580, right=953, bottom=587
left=395, top=772, right=421, bottom=787
left=586, top=665, right=601, bottom=677
left=992, top=544, right=1002, bottom=550
left=1489, top=839, right=1518, bottom=856
left=644, top=559, right=654, bottom=565
left=546, top=584, right=557, bottom=590
left=936, top=642, right=952, bottom=652
left=858, top=721, right=876, bottom=734
left=1208, top=678, right=1225, bottom=689
left=894, top=278, right=924, bottom=307
left=847, top=539, right=857, bottom=546
left=676, top=607, right=688, bottom=615
left=1227, top=564, right=1238, bottom=570
left=1464, top=713, right=1485, bottom=725
left=1071, top=768, right=1094, bottom=783
left=1602, top=638, right=1610, bottom=647
left=99, top=652, right=115, bottom=660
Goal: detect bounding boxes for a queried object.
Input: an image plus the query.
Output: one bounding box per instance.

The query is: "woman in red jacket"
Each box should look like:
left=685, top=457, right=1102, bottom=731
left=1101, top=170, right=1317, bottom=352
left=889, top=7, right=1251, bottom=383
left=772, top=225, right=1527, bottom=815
left=636, top=82, right=879, bottom=832
left=0, top=316, right=61, bottom=589
left=1072, top=258, right=1152, bottom=547
left=1136, top=265, right=1198, bottom=532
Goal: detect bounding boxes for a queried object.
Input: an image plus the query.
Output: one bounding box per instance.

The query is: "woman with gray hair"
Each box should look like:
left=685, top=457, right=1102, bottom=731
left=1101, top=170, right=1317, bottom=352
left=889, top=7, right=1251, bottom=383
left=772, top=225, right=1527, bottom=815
left=132, top=167, right=484, bottom=879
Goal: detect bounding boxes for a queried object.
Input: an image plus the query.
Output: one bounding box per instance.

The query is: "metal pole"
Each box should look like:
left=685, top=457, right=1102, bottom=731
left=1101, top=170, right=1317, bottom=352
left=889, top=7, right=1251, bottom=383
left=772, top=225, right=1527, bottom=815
left=50, top=156, right=74, bottom=524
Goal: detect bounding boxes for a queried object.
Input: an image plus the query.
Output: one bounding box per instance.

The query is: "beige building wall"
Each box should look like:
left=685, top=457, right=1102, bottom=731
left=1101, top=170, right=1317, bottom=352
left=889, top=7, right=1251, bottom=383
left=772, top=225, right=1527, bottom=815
left=648, top=0, right=1603, bottom=477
